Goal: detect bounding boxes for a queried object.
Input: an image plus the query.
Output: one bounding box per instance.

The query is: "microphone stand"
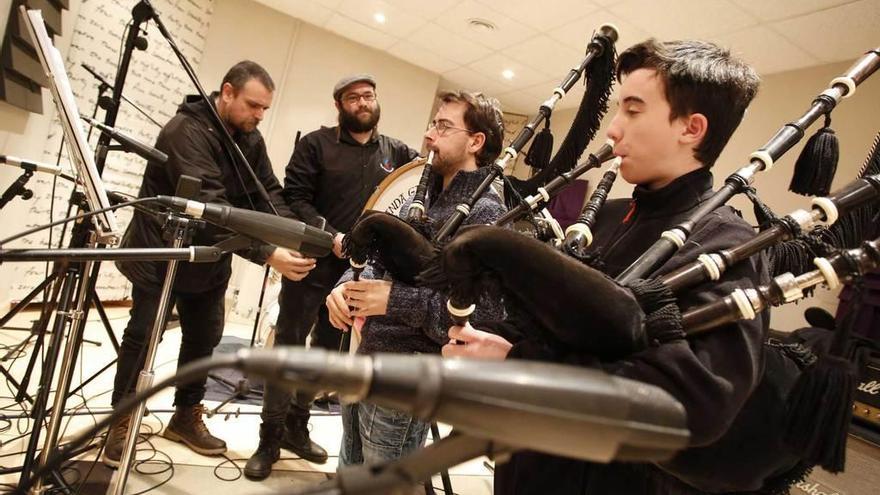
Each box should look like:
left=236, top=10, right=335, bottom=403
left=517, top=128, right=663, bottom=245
left=293, top=433, right=510, bottom=495
left=105, top=212, right=201, bottom=495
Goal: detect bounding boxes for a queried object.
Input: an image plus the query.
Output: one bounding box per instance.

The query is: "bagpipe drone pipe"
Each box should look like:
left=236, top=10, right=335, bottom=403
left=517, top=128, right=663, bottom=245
left=419, top=126, right=880, bottom=487
left=343, top=24, right=619, bottom=282
left=425, top=46, right=880, bottom=334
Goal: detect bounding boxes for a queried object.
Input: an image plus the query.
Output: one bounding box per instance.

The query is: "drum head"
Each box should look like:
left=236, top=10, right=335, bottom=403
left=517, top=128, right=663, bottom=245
left=363, top=157, right=427, bottom=216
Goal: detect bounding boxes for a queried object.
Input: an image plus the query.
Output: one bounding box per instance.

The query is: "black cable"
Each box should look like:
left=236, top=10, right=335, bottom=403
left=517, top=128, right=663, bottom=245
left=17, top=356, right=235, bottom=494
left=0, top=197, right=155, bottom=246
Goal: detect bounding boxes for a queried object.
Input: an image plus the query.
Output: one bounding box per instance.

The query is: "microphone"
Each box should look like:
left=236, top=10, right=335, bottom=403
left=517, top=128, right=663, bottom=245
left=1, top=154, right=65, bottom=176
left=238, top=347, right=690, bottom=463
left=155, top=195, right=334, bottom=258
left=81, top=117, right=169, bottom=164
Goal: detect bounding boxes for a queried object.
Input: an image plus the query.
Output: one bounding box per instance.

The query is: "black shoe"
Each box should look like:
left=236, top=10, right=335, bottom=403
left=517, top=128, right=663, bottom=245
left=281, top=413, right=328, bottom=464
left=313, top=392, right=340, bottom=409
left=244, top=423, right=283, bottom=480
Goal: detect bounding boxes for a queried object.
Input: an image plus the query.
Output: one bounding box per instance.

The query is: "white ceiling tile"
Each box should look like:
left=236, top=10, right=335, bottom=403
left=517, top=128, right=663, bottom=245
left=771, top=0, right=880, bottom=63
left=324, top=13, right=398, bottom=50
left=713, top=25, right=820, bottom=75
left=387, top=40, right=460, bottom=73
left=255, top=0, right=335, bottom=27
left=380, top=0, right=464, bottom=20
left=404, top=22, right=494, bottom=65
left=476, top=0, right=602, bottom=32
left=607, top=0, right=759, bottom=39
left=549, top=10, right=650, bottom=55
left=494, top=90, right=540, bottom=115
left=502, top=35, right=586, bottom=80
left=467, top=53, right=551, bottom=90
left=335, top=0, right=428, bottom=38
left=730, top=0, right=853, bottom=22
left=434, top=0, right=538, bottom=51
left=441, top=66, right=511, bottom=97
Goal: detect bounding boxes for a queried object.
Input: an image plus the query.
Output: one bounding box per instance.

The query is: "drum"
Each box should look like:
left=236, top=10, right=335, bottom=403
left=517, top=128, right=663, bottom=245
left=363, top=157, right=427, bottom=216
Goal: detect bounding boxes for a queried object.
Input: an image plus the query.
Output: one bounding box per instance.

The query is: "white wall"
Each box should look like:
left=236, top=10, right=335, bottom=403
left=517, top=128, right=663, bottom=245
left=543, top=60, right=880, bottom=331
left=196, top=0, right=440, bottom=320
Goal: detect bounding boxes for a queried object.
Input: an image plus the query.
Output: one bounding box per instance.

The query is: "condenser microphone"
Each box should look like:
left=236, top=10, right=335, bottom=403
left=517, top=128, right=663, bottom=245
left=155, top=195, right=334, bottom=257
left=81, top=117, right=169, bottom=164
left=1, top=154, right=66, bottom=176
left=238, top=347, right=690, bottom=463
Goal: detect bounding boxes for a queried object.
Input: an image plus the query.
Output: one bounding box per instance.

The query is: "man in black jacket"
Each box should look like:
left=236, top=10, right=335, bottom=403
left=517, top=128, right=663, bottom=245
left=244, top=74, right=418, bottom=479
left=443, top=40, right=776, bottom=494
left=105, top=61, right=316, bottom=467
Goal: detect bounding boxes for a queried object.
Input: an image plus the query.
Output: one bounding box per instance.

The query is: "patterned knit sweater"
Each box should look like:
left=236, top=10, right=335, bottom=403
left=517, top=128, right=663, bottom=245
left=337, top=166, right=506, bottom=355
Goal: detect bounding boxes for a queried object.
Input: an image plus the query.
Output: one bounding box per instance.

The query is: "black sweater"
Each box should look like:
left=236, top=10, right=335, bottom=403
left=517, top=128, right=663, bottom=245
left=496, top=168, right=771, bottom=494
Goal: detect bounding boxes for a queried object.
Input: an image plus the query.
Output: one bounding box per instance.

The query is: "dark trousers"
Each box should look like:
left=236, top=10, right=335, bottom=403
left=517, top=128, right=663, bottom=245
left=261, top=257, right=348, bottom=425
left=112, top=283, right=226, bottom=408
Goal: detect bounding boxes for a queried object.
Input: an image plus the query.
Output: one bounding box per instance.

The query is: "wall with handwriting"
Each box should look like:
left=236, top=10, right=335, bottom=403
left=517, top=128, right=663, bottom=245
left=0, top=0, right=214, bottom=303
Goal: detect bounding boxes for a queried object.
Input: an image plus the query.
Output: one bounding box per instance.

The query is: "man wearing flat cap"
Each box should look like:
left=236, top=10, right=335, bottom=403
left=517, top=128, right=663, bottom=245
left=245, top=74, right=418, bottom=480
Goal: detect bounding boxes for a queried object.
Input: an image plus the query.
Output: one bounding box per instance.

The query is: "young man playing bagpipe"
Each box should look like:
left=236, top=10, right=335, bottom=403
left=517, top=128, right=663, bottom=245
left=440, top=40, right=811, bottom=494
left=326, top=91, right=508, bottom=465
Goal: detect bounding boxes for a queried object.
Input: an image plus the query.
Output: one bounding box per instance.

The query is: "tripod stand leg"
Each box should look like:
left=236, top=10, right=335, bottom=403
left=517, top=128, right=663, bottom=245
left=33, top=259, right=97, bottom=494
left=17, top=263, right=78, bottom=488
left=14, top=271, right=66, bottom=403
left=0, top=274, right=55, bottom=328
left=107, top=218, right=190, bottom=495
left=91, top=283, right=120, bottom=352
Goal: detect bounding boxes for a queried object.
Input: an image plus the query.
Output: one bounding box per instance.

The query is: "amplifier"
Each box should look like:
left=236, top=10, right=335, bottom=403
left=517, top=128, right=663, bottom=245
left=853, top=352, right=880, bottom=430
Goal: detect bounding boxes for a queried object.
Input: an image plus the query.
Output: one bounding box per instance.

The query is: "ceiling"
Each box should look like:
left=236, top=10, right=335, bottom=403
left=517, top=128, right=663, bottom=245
left=253, top=0, right=879, bottom=114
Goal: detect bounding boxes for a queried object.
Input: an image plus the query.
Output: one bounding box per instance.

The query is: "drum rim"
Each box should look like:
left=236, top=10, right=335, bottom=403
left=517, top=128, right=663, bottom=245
left=362, top=157, right=427, bottom=212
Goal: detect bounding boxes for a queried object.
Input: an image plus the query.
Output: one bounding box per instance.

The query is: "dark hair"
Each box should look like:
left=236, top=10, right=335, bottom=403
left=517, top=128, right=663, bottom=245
left=439, top=91, right=504, bottom=167
left=617, top=39, right=759, bottom=167
left=221, top=60, right=275, bottom=93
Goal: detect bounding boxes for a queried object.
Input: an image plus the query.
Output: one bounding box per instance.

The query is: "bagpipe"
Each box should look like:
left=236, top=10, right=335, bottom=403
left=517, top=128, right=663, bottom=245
left=424, top=46, right=880, bottom=355
left=343, top=24, right=620, bottom=284
left=419, top=44, right=880, bottom=483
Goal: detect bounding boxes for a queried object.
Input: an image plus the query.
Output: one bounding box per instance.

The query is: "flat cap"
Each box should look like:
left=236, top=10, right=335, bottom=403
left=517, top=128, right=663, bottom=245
left=333, top=73, right=376, bottom=100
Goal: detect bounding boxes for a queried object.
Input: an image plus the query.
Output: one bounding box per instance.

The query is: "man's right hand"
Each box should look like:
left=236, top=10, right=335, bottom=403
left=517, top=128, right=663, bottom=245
left=332, top=232, right=346, bottom=259
left=266, top=248, right=316, bottom=281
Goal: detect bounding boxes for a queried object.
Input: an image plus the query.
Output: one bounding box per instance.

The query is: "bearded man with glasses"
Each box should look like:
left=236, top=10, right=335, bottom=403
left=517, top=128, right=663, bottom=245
left=245, top=74, right=418, bottom=480
left=325, top=90, right=508, bottom=467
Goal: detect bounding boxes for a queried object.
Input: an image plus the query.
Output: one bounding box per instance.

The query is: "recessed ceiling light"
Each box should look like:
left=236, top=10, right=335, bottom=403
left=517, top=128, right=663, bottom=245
left=502, top=69, right=515, bottom=80
left=374, top=12, right=386, bottom=24
left=467, top=18, right=496, bottom=33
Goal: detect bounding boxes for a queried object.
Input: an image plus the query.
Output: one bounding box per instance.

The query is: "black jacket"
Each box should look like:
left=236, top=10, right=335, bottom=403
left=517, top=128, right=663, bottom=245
left=496, top=168, right=772, bottom=494
left=116, top=94, right=291, bottom=293
left=283, top=126, right=418, bottom=235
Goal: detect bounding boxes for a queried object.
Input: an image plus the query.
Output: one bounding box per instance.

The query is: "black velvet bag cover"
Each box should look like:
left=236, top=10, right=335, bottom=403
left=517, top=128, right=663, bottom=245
left=344, top=210, right=437, bottom=285
left=422, top=224, right=646, bottom=358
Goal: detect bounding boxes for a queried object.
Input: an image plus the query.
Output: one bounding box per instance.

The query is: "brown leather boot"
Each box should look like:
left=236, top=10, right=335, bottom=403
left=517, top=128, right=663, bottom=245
left=162, top=404, right=227, bottom=455
left=102, top=412, right=132, bottom=468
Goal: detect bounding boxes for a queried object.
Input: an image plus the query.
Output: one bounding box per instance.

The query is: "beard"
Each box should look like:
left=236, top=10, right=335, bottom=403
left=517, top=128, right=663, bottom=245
left=339, top=103, right=381, bottom=133
left=431, top=148, right=466, bottom=179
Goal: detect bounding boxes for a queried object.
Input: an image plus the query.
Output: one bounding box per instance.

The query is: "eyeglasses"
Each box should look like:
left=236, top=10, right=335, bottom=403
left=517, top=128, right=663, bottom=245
left=342, top=92, right=377, bottom=104
left=426, top=120, right=474, bottom=136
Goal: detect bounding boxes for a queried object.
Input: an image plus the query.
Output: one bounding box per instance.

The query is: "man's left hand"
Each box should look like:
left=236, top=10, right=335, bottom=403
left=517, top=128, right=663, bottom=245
left=442, top=323, right=512, bottom=360
left=345, top=279, right=392, bottom=317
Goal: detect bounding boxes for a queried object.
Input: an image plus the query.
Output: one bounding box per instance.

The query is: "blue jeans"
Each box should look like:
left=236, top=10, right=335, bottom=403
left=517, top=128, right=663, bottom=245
left=339, top=401, right=429, bottom=466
